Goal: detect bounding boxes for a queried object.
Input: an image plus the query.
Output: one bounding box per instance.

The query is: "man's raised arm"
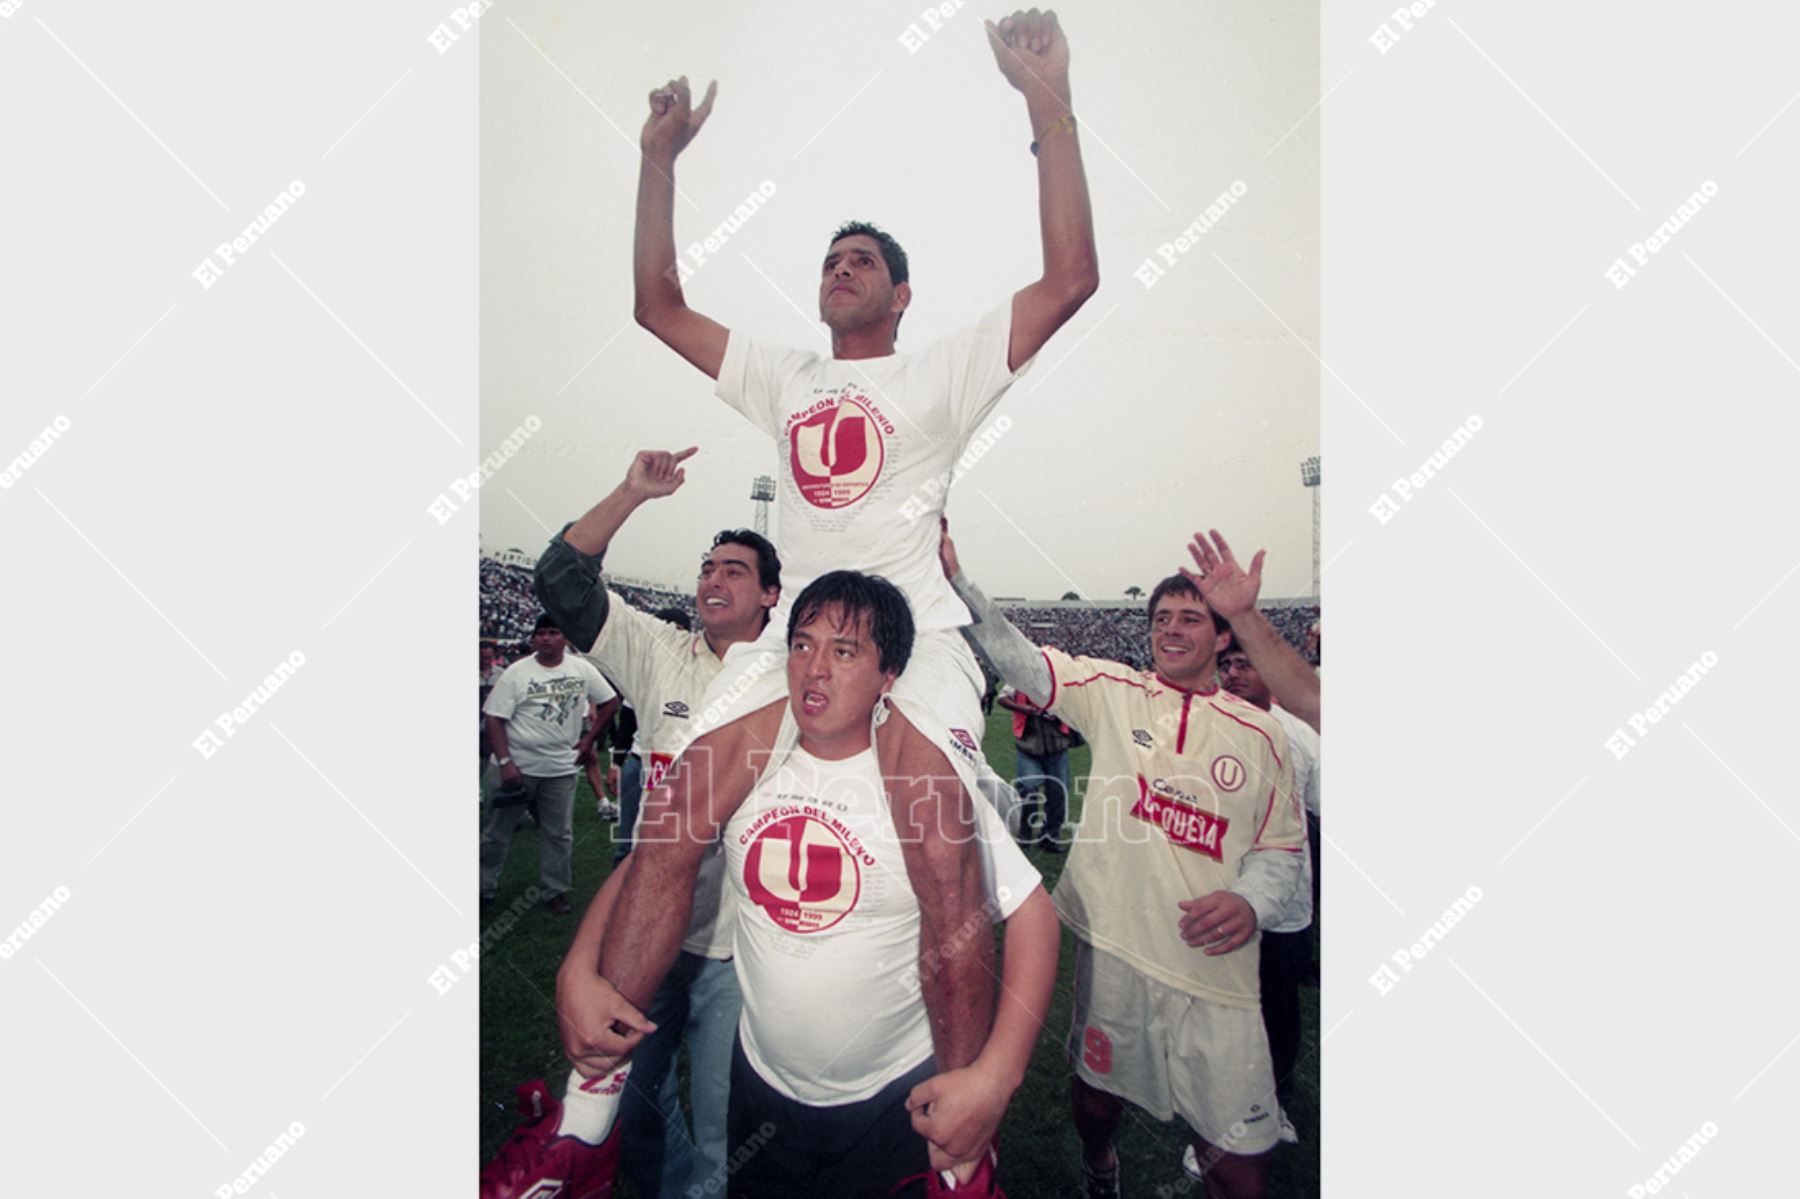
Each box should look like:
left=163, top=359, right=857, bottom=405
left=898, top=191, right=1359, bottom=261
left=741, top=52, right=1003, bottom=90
left=1184, top=529, right=1322, bottom=731
left=534, top=447, right=697, bottom=652
left=634, top=77, right=729, bottom=379
left=987, top=10, right=1099, bottom=372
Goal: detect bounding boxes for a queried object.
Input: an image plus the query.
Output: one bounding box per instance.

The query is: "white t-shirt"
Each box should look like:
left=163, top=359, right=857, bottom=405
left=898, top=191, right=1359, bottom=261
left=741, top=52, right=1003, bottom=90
left=725, top=746, right=1040, bottom=1106
left=482, top=654, right=616, bottom=777
left=581, top=592, right=738, bottom=958
left=1268, top=705, right=1320, bottom=934
left=715, top=304, right=1033, bottom=633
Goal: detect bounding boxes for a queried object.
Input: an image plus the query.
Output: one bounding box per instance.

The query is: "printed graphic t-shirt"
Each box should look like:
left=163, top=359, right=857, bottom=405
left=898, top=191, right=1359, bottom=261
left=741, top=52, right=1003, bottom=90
left=715, top=304, right=1032, bottom=633
left=725, top=746, right=1040, bottom=1105
left=482, top=655, right=616, bottom=777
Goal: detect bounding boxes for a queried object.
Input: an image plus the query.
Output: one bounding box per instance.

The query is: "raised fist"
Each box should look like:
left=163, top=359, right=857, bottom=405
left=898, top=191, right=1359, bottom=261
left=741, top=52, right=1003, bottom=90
left=985, top=9, right=1071, bottom=102
left=641, top=75, right=717, bottom=159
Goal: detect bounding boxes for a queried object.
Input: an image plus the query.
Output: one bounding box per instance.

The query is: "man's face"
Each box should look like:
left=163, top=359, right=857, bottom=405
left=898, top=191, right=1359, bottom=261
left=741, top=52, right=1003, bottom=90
left=1149, top=594, right=1228, bottom=685
left=1218, top=649, right=1271, bottom=709
left=787, top=602, right=897, bottom=759
left=696, top=543, right=776, bottom=639
left=531, top=626, right=566, bottom=659
left=480, top=646, right=493, bottom=671
left=818, top=235, right=909, bottom=334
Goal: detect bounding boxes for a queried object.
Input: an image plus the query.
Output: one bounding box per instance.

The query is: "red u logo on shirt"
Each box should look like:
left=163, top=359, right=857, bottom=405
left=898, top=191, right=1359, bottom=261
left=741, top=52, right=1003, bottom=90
left=790, top=397, right=885, bottom=509
left=744, top=814, right=863, bottom=932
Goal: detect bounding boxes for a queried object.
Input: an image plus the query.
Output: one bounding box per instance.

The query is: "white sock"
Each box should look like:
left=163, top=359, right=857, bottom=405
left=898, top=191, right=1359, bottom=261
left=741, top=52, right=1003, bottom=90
left=558, top=1065, right=631, bottom=1144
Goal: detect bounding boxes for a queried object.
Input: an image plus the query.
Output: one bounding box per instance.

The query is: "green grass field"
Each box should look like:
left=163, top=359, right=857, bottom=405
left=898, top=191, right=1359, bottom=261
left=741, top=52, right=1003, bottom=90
left=480, top=710, right=1320, bottom=1197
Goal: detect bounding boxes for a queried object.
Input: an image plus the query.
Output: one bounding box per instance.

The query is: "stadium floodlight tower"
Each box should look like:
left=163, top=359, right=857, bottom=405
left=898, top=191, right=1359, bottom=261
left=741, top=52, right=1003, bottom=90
left=750, top=475, right=776, bottom=537
left=1300, top=455, right=1321, bottom=597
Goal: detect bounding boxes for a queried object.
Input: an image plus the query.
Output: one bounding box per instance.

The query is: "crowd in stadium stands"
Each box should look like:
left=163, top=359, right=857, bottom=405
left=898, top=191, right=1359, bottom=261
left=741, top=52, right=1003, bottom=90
left=481, top=558, right=1319, bottom=666
left=613, top=582, right=695, bottom=630
left=997, top=603, right=1318, bottom=672
left=1002, top=604, right=1151, bottom=670
left=480, top=559, right=542, bottom=645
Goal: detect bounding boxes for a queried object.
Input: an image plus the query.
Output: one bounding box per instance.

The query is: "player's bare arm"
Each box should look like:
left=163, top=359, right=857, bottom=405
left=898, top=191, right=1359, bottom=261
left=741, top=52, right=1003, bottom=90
left=986, top=9, right=1099, bottom=372
left=880, top=713, right=995, bottom=1178
left=555, top=854, right=657, bottom=1076
left=1183, top=529, right=1321, bottom=731
left=634, top=76, right=730, bottom=378
left=487, top=715, right=522, bottom=786
left=535, top=447, right=698, bottom=651
left=596, top=702, right=785, bottom=1020
left=565, top=447, right=698, bottom=558
left=907, top=885, right=1058, bottom=1170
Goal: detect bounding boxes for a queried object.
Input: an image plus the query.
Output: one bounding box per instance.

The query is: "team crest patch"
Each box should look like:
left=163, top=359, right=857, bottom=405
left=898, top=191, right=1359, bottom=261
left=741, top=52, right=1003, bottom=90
left=519, top=1184, right=565, bottom=1198
left=1132, top=728, right=1153, bottom=749
left=742, top=813, right=864, bottom=933
left=949, top=727, right=981, bottom=755
left=1210, top=754, right=1246, bottom=792
left=788, top=394, right=887, bottom=509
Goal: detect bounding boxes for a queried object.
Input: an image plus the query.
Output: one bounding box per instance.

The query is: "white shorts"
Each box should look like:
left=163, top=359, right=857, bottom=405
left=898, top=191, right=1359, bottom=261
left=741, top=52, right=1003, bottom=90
left=1068, top=939, right=1281, bottom=1156
left=679, top=617, right=1013, bottom=818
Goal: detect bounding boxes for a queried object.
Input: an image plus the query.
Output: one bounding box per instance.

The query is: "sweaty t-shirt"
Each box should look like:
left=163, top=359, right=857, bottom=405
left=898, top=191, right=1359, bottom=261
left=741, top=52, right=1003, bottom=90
left=715, top=304, right=1032, bottom=633
left=725, top=746, right=1039, bottom=1105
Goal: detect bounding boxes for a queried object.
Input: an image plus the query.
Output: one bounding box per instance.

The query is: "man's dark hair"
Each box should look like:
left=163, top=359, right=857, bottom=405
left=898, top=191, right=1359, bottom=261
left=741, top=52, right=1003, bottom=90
left=532, top=613, right=561, bottom=634
left=787, top=570, right=914, bottom=676
left=711, top=529, right=782, bottom=592
left=830, top=220, right=909, bottom=285
left=1221, top=631, right=1245, bottom=658
left=1145, top=573, right=1217, bottom=632
left=654, top=606, right=692, bottom=632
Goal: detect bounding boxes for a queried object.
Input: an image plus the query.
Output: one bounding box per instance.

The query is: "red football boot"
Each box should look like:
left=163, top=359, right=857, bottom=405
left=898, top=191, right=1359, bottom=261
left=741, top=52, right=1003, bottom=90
left=479, top=1079, right=619, bottom=1199
left=902, top=1142, right=1006, bottom=1199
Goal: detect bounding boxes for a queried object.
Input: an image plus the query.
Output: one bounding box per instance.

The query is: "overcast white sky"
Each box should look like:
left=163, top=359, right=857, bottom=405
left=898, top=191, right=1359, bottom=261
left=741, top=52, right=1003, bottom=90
left=481, top=0, right=1318, bottom=600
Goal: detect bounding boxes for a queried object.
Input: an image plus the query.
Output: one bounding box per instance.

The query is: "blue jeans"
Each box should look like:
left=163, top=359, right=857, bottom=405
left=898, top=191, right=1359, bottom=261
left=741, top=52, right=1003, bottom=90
left=619, top=951, right=743, bottom=1199
left=613, top=754, right=644, bottom=866
left=1014, top=747, right=1069, bottom=840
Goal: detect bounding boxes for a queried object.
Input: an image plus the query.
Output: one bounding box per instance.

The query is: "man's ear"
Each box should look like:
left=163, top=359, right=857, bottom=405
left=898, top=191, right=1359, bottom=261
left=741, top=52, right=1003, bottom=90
left=1213, top=628, right=1231, bottom=656
left=891, top=281, right=912, bottom=316
left=880, top=671, right=900, bottom=696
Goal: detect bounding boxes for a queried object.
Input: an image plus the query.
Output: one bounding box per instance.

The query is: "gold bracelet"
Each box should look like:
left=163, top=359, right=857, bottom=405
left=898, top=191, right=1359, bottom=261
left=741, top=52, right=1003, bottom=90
left=1030, top=113, right=1077, bottom=156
